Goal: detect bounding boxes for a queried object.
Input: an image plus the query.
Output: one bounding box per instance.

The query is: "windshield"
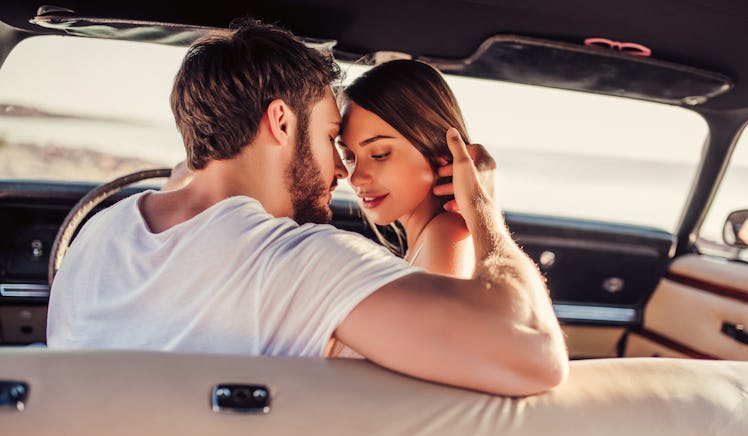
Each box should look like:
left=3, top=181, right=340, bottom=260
left=0, top=35, right=709, bottom=232
left=0, top=36, right=186, bottom=181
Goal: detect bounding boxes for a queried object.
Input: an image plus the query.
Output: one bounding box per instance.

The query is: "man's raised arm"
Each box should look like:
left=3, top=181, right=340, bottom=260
left=335, top=128, right=568, bottom=397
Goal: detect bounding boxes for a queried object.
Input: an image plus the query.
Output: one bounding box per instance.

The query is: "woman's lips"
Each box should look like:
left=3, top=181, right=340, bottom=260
left=360, top=193, right=389, bottom=209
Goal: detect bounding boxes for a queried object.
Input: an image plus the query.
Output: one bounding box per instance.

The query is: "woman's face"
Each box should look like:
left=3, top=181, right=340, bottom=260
left=339, top=102, right=436, bottom=226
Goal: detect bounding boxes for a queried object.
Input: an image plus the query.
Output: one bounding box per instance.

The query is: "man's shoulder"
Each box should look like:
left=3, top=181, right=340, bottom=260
left=283, top=223, right=410, bottom=267
left=83, top=191, right=145, bottom=229
left=292, top=222, right=378, bottom=246
left=181, top=198, right=365, bottom=251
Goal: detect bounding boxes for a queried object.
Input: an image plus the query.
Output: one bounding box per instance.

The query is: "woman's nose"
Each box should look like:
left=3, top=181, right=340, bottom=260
left=348, top=160, right=372, bottom=187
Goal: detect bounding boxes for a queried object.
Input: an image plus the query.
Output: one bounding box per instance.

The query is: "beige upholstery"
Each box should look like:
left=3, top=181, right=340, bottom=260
left=669, top=253, right=748, bottom=293
left=624, top=333, right=689, bottom=358
left=644, top=279, right=748, bottom=359
left=562, top=326, right=624, bottom=358
left=1, top=349, right=746, bottom=435
left=640, top=254, right=748, bottom=360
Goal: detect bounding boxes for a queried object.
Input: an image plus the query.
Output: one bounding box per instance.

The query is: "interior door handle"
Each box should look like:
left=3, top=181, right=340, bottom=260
left=721, top=322, right=748, bottom=346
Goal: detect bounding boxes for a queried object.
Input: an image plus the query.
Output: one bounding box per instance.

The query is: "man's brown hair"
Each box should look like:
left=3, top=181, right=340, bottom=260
left=171, top=19, right=340, bottom=170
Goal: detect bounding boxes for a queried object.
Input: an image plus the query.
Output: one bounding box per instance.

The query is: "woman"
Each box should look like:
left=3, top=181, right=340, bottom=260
left=337, top=59, right=480, bottom=278
left=325, top=60, right=492, bottom=358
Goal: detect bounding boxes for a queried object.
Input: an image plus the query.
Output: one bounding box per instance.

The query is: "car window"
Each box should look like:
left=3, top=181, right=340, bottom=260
left=0, top=35, right=187, bottom=182
left=0, top=36, right=709, bottom=233
left=339, top=64, right=709, bottom=233
left=696, top=129, right=748, bottom=262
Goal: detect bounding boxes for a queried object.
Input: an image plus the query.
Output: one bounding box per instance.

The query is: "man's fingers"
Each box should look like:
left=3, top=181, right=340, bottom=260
left=437, top=164, right=453, bottom=178
left=442, top=200, right=459, bottom=213
left=446, top=127, right=470, bottom=163
left=433, top=183, right=453, bottom=197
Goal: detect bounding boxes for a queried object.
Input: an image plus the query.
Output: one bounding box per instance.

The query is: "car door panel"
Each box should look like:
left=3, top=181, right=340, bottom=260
left=504, top=214, right=675, bottom=358
left=509, top=213, right=674, bottom=309
left=626, top=254, right=748, bottom=360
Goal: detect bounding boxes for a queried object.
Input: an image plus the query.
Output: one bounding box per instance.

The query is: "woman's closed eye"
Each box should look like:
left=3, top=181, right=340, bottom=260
left=371, top=151, right=391, bottom=160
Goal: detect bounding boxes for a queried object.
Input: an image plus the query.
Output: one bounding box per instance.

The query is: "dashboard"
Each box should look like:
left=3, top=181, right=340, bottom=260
left=0, top=180, right=675, bottom=346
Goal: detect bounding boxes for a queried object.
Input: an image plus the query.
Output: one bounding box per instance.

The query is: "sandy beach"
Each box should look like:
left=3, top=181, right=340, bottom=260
left=0, top=140, right=164, bottom=183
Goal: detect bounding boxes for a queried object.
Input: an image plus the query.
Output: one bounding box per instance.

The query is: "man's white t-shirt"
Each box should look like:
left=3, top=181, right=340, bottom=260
left=47, top=192, right=419, bottom=356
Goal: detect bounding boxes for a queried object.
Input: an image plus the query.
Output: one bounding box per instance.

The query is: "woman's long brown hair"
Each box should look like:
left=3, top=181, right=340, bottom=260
left=343, top=59, right=471, bottom=256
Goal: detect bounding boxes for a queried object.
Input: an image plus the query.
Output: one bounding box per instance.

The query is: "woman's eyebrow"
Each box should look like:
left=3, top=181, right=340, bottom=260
left=337, top=134, right=395, bottom=149
left=360, top=135, right=395, bottom=146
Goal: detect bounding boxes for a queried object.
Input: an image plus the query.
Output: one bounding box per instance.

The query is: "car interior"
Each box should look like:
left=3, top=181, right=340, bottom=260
left=1, top=1, right=747, bottom=434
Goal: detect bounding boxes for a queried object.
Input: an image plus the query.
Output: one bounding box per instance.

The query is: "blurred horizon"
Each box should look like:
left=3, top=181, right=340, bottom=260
left=1, top=34, right=746, bottom=244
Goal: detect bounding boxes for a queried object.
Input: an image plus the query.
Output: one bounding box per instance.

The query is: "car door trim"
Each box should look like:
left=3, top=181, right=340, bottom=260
left=665, top=271, right=748, bottom=304
left=631, top=329, right=718, bottom=360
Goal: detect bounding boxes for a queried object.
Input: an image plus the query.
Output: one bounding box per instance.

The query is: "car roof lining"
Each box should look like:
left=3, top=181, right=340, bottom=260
left=421, top=35, right=732, bottom=106
left=9, top=11, right=735, bottom=108
left=28, top=15, right=213, bottom=46
left=3, top=0, right=748, bottom=111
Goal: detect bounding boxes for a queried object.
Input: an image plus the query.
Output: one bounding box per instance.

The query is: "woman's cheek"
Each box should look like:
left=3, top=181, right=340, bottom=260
left=404, top=162, right=436, bottom=201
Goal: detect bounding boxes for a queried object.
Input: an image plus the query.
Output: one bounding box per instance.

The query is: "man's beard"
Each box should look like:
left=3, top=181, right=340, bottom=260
left=286, top=113, right=334, bottom=225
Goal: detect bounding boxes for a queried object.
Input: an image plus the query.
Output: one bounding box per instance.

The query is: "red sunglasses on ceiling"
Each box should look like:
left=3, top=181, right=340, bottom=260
left=584, top=38, right=652, bottom=57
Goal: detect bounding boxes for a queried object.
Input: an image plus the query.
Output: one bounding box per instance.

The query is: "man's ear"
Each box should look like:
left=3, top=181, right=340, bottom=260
left=266, top=99, right=295, bottom=146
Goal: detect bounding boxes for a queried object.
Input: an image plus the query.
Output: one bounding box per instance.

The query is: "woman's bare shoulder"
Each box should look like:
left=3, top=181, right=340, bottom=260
left=426, top=212, right=470, bottom=241
left=414, top=212, right=474, bottom=277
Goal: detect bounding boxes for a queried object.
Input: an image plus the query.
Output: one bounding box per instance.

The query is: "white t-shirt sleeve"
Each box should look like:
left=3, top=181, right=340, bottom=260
left=258, top=225, right=420, bottom=356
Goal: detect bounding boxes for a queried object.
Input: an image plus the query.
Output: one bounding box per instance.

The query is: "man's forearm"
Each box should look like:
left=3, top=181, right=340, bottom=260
left=338, top=129, right=568, bottom=396
left=461, top=192, right=568, bottom=393
left=468, top=199, right=543, bottom=294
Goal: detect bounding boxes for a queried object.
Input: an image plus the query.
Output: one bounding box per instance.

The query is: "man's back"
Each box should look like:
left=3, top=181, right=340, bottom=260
left=47, top=192, right=417, bottom=355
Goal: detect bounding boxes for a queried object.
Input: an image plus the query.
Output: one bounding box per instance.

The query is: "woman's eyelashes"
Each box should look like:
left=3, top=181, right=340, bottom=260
left=337, top=147, right=390, bottom=163
left=370, top=151, right=391, bottom=160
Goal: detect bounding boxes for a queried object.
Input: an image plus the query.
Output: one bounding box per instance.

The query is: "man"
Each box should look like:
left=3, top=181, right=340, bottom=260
left=48, top=19, right=568, bottom=396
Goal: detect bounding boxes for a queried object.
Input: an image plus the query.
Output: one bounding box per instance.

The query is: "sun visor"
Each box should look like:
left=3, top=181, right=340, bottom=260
left=420, top=35, right=733, bottom=106
left=28, top=11, right=337, bottom=51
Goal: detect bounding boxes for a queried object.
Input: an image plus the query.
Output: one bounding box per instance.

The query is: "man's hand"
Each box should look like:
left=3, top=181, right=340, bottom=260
left=433, top=133, right=496, bottom=213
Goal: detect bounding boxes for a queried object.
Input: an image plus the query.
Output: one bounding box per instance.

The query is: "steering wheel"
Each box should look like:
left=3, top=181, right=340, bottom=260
left=48, top=168, right=172, bottom=287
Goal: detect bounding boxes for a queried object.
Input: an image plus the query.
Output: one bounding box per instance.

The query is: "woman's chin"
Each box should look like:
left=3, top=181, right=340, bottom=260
left=365, top=211, right=396, bottom=227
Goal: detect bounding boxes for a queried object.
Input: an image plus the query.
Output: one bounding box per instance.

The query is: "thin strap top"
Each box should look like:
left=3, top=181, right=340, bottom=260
left=408, top=238, right=426, bottom=265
